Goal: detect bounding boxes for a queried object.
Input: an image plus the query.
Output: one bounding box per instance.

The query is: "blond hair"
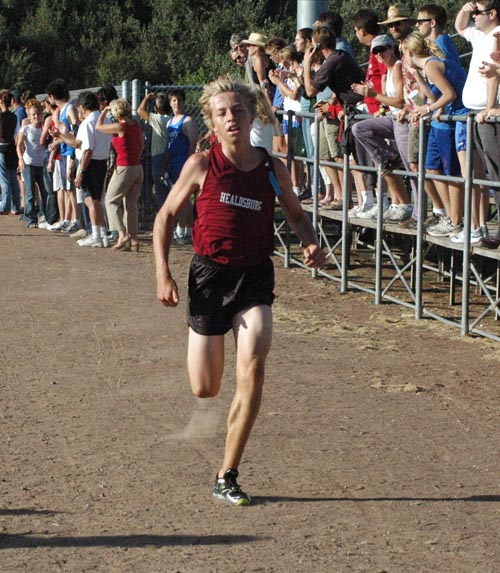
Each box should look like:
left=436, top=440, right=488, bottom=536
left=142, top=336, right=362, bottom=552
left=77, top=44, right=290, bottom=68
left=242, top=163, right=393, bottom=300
left=199, top=76, right=258, bottom=129
left=25, top=98, right=43, bottom=113
left=255, top=87, right=277, bottom=125
left=401, top=31, right=445, bottom=59
left=110, top=98, right=132, bottom=120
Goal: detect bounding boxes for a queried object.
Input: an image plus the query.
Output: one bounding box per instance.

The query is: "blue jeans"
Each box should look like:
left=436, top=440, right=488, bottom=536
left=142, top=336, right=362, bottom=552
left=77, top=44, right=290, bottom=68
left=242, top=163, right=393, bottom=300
left=0, top=152, right=21, bottom=213
left=23, top=164, right=47, bottom=224
left=301, top=117, right=314, bottom=159
left=43, top=153, right=58, bottom=223
left=152, top=153, right=170, bottom=210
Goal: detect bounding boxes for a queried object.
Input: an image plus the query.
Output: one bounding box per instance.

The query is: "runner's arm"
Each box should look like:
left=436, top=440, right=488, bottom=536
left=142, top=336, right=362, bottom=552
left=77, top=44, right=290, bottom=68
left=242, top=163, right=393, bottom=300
left=273, top=158, right=326, bottom=269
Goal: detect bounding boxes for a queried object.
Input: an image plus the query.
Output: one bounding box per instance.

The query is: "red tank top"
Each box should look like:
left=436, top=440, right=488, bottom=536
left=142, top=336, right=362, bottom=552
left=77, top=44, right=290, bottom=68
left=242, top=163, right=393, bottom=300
left=193, top=143, right=277, bottom=266
left=112, top=120, right=142, bottom=166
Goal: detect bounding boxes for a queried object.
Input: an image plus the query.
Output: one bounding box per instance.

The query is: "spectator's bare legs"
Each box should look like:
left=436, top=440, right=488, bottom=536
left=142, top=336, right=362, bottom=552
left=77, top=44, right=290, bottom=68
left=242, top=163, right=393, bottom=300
left=423, top=176, right=447, bottom=213
left=385, top=174, right=410, bottom=205
left=187, top=305, right=272, bottom=476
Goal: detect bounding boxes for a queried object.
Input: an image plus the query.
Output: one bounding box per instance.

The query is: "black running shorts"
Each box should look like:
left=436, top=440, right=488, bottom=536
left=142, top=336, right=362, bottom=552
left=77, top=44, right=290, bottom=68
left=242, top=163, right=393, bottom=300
left=187, top=254, right=275, bottom=335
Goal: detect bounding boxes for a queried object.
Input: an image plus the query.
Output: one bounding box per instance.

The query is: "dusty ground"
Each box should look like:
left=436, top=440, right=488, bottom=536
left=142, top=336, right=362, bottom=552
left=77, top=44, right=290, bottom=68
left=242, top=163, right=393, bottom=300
left=1, top=216, right=500, bottom=573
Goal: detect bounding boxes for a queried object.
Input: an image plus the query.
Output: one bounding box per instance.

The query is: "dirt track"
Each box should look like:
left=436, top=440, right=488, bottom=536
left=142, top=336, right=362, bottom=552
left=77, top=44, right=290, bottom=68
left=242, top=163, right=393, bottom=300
left=1, top=216, right=500, bottom=572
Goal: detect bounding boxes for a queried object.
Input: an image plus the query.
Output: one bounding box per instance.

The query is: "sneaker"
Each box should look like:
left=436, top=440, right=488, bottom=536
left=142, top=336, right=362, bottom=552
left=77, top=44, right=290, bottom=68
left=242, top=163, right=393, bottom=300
left=77, top=235, right=104, bottom=248
left=108, top=231, right=119, bottom=245
left=38, top=215, right=47, bottom=224
left=450, top=227, right=483, bottom=244
left=64, top=222, right=81, bottom=234
left=213, top=468, right=251, bottom=506
left=38, top=221, right=49, bottom=229
left=423, top=213, right=442, bottom=228
left=426, top=217, right=462, bottom=237
left=384, top=204, right=412, bottom=222
left=48, top=220, right=68, bottom=232
left=399, top=218, right=417, bottom=229
left=356, top=203, right=389, bottom=220
left=349, top=203, right=374, bottom=218
left=69, top=228, right=87, bottom=240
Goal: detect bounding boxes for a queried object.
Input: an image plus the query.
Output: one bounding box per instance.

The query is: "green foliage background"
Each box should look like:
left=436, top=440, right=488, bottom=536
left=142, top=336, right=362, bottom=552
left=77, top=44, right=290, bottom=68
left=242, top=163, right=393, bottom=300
left=0, top=0, right=467, bottom=92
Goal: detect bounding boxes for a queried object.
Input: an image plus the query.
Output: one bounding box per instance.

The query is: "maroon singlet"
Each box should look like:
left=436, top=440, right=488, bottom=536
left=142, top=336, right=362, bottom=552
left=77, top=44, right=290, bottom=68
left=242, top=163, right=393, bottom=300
left=192, top=143, right=276, bottom=266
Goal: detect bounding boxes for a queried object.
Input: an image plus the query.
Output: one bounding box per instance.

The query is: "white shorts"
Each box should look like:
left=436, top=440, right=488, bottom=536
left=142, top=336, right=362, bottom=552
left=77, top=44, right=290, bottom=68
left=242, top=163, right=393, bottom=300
left=53, top=159, right=63, bottom=192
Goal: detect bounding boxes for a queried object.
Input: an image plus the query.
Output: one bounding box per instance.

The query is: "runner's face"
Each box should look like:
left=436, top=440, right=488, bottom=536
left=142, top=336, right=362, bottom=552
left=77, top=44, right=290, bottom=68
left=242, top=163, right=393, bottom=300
left=210, top=92, right=252, bottom=143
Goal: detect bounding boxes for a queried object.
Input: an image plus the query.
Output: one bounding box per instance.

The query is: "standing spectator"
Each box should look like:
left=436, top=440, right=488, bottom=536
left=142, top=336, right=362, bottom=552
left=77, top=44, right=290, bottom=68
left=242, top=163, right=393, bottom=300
left=138, top=91, right=170, bottom=210
left=455, top=0, right=500, bottom=244
left=40, top=98, right=60, bottom=226
left=167, top=89, right=198, bottom=243
left=350, top=8, right=388, bottom=215
left=46, top=79, right=80, bottom=233
left=412, top=4, right=463, bottom=226
left=97, top=98, right=144, bottom=252
left=16, top=99, right=47, bottom=228
left=54, top=91, right=113, bottom=247
left=0, top=90, right=21, bottom=215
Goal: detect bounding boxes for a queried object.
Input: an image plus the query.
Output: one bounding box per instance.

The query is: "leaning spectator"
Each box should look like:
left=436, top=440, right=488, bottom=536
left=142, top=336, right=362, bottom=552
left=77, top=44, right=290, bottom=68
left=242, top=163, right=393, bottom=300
left=241, top=33, right=276, bottom=102
left=0, top=89, right=21, bottom=215
left=97, top=98, right=144, bottom=252
left=16, top=99, right=47, bottom=228
left=138, top=91, right=170, bottom=210
left=230, top=32, right=254, bottom=84
left=401, top=32, right=468, bottom=238
left=269, top=48, right=306, bottom=196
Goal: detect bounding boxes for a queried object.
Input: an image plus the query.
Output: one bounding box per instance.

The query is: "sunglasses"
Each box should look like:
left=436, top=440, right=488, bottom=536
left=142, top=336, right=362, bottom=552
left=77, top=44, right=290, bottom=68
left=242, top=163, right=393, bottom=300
left=472, top=8, right=491, bottom=15
left=372, top=45, right=389, bottom=55
left=416, top=18, right=432, bottom=24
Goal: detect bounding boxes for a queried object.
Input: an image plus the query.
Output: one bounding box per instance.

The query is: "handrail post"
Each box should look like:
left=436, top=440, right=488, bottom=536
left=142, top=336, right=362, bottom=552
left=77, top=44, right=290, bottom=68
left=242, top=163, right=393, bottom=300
left=461, top=114, right=474, bottom=336
left=415, top=116, right=427, bottom=319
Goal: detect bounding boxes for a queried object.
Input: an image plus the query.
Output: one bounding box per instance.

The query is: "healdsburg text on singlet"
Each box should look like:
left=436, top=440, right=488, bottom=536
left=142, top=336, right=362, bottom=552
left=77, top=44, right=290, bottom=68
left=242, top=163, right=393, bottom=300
left=192, top=143, right=277, bottom=266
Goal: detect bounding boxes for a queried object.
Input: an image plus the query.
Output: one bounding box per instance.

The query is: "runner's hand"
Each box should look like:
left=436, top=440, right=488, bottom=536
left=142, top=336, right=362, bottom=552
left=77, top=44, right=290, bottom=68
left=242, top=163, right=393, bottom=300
left=303, top=244, right=327, bottom=269
left=157, top=275, right=180, bottom=307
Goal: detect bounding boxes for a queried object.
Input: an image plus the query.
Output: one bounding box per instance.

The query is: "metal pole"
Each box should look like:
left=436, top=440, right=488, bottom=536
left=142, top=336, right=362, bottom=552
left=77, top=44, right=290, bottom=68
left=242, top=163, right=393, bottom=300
left=297, top=0, right=329, bottom=29
left=375, top=168, right=384, bottom=304
left=415, top=117, right=427, bottom=319
left=461, top=114, right=474, bottom=336
left=341, top=119, right=350, bottom=293
left=121, top=80, right=131, bottom=103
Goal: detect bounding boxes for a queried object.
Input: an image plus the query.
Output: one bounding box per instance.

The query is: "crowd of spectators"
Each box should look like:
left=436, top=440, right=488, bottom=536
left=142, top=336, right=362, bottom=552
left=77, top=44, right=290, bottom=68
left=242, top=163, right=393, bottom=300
left=228, top=2, right=500, bottom=249
left=2, top=2, right=500, bottom=251
left=0, top=79, right=197, bottom=249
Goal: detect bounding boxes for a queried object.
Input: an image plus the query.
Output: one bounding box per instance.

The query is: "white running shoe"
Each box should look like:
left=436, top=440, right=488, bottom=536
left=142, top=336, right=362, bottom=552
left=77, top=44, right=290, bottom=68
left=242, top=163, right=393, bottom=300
left=356, top=203, right=389, bottom=220
left=450, top=227, right=483, bottom=244
left=78, top=235, right=104, bottom=248
left=348, top=203, right=374, bottom=218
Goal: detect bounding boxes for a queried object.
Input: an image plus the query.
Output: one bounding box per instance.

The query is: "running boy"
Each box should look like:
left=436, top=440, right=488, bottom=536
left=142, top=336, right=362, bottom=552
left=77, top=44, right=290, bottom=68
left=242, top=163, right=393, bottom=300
left=153, top=77, right=326, bottom=505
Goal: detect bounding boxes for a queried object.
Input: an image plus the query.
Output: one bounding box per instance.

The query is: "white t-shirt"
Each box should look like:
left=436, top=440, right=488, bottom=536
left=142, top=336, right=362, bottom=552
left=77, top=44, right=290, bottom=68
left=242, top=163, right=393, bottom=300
left=20, top=124, right=45, bottom=167
left=76, top=111, right=113, bottom=161
left=147, top=112, right=169, bottom=156
left=250, top=118, right=275, bottom=154
left=462, top=23, right=500, bottom=110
